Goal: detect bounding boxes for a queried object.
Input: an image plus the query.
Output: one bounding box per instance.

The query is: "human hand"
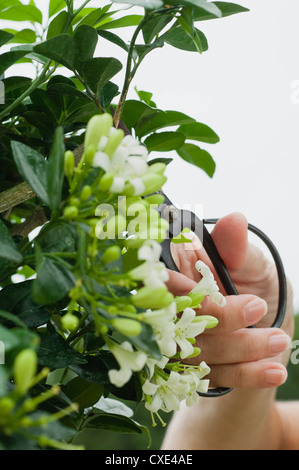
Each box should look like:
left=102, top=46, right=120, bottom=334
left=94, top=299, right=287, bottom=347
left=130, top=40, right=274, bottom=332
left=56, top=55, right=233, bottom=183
left=166, top=212, right=294, bottom=389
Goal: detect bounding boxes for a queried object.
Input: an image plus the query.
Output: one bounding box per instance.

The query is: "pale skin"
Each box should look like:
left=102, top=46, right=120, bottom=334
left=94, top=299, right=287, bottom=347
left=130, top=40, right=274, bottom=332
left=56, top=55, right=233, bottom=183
left=162, top=212, right=297, bottom=450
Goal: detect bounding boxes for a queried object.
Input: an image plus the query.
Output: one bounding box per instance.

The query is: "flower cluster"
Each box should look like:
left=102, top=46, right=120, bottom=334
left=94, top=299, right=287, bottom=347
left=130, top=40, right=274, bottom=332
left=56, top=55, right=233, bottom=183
left=61, top=113, right=226, bottom=425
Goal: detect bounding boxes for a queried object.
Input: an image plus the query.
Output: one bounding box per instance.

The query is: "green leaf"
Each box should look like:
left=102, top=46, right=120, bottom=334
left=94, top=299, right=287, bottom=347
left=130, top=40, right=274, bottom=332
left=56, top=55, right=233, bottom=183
left=95, top=397, right=134, bottom=417
left=98, top=15, right=143, bottom=30
left=37, top=222, right=76, bottom=254
left=97, top=29, right=129, bottom=52
left=0, top=1, right=22, bottom=12
left=85, top=410, right=149, bottom=436
left=11, top=141, right=50, bottom=206
left=33, top=35, right=75, bottom=70
left=110, top=0, right=163, bottom=10
left=0, top=281, right=51, bottom=328
left=46, top=126, right=65, bottom=211
left=37, top=330, right=87, bottom=368
left=121, top=99, right=157, bottom=133
left=0, top=220, right=23, bottom=264
left=194, top=1, right=249, bottom=21
left=144, top=131, right=185, bottom=152
left=0, top=5, right=43, bottom=24
left=177, top=143, right=216, bottom=177
left=172, top=0, right=222, bottom=16
left=178, top=122, right=220, bottom=144
left=73, top=25, right=99, bottom=73
left=142, top=14, right=173, bottom=44
left=70, top=352, right=114, bottom=384
left=32, top=256, right=75, bottom=305
left=49, top=0, right=66, bottom=18
left=0, top=30, right=14, bottom=47
left=4, top=28, right=36, bottom=44
left=135, top=37, right=164, bottom=63
left=63, top=377, right=104, bottom=409
left=162, top=26, right=208, bottom=53
left=81, top=57, right=122, bottom=94
left=47, top=10, right=69, bottom=39
left=136, top=110, right=195, bottom=138
left=0, top=50, right=28, bottom=75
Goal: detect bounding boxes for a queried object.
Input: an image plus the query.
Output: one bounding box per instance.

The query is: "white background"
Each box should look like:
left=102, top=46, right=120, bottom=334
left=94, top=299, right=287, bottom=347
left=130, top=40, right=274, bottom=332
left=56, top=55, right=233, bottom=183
left=3, top=0, right=299, bottom=309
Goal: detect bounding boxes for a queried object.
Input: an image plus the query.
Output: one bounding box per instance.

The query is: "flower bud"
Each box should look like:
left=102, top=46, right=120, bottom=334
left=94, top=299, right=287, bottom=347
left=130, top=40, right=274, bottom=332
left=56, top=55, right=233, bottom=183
left=144, top=194, right=165, bottom=206
left=83, top=145, right=96, bottom=166
left=0, top=397, right=15, bottom=414
left=85, top=114, right=113, bottom=149
left=80, top=185, right=92, bottom=202
left=64, top=151, right=74, bottom=180
left=175, top=296, right=192, bottom=313
left=102, top=245, right=121, bottom=264
left=99, top=173, right=114, bottom=192
left=61, top=313, right=80, bottom=332
left=63, top=206, right=79, bottom=220
left=132, top=286, right=174, bottom=309
left=187, top=292, right=205, bottom=308
left=104, top=129, right=125, bottom=157
left=14, top=349, right=37, bottom=395
left=147, top=162, right=167, bottom=175
left=186, top=347, right=201, bottom=358
left=192, top=315, right=218, bottom=329
left=141, top=173, right=167, bottom=194
left=111, top=318, right=142, bottom=337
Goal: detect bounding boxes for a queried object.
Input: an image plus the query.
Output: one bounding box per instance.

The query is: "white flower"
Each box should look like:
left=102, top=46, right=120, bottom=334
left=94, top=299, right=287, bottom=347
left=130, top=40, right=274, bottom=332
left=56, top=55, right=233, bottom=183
left=92, top=131, right=148, bottom=196
left=180, top=362, right=211, bottom=406
left=191, top=260, right=226, bottom=307
left=141, top=302, right=177, bottom=357
left=129, top=240, right=169, bottom=289
left=144, top=371, right=190, bottom=413
left=174, top=308, right=207, bottom=359
left=108, top=341, right=147, bottom=388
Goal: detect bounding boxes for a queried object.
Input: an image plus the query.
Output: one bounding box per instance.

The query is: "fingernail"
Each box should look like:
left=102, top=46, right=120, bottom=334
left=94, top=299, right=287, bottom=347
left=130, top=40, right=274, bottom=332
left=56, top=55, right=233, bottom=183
left=263, top=368, right=287, bottom=386
left=269, top=334, right=291, bottom=355
left=243, top=298, right=268, bottom=323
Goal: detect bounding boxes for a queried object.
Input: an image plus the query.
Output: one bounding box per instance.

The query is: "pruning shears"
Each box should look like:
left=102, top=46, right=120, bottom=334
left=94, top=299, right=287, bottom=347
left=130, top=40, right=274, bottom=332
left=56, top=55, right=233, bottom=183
left=155, top=191, right=288, bottom=398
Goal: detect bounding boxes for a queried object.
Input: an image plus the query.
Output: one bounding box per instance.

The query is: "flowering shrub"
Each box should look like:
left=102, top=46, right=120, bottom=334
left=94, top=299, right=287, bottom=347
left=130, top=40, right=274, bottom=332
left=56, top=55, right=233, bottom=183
left=0, top=0, right=248, bottom=450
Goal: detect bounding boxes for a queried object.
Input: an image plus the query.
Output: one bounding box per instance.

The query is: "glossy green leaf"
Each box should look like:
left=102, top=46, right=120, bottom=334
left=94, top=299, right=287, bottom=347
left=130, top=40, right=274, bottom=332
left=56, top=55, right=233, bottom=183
left=0, top=50, right=28, bottom=75
left=121, top=99, right=158, bottom=132
left=4, top=29, right=36, bottom=44
left=73, top=25, right=99, bottom=73
left=142, top=13, right=173, bottom=44
left=177, top=143, right=216, bottom=177
left=32, top=256, right=75, bottom=305
left=194, top=1, right=249, bottom=21
left=98, top=15, right=143, bottom=30
left=47, top=126, right=65, bottom=211
left=85, top=411, right=148, bottom=435
left=0, top=30, right=14, bottom=47
left=136, top=109, right=195, bottom=138
left=144, top=131, right=185, bottom=152
left=178, top=122, right=220, bottom=144
left=81, top=57, right=122, bottom=94
left=34, top=34, right=76, bottom=70
left=49, top=0, right=66, bottom=18
left=0, top=220, right=23, bottom=264
left=135, top=37, right=164, bottom=63
left=47, top=10, right=69, bottom=39
left=0, top=281, right=51, bottom=328
left=162, top=26, right=208, bottom=53
left=37, top=330, right=87, bottom=368
left=0, top=0, right=22, bottom=12
left=11, top=141, right=50, bottom=206
left=63, top=377, right=104, bottom=409
left=98, top=29, right=129, bottom=52
left=0, top=5, right=43, bottom=24
left=172, top=0, right=222, bottom=16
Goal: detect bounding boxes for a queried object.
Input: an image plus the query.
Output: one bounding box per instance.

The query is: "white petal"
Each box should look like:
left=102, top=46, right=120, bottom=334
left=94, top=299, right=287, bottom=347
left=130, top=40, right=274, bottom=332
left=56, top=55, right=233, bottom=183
left=92, top=151, right=110, bottom=171
left=110, top=176, right=125, bottom=193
